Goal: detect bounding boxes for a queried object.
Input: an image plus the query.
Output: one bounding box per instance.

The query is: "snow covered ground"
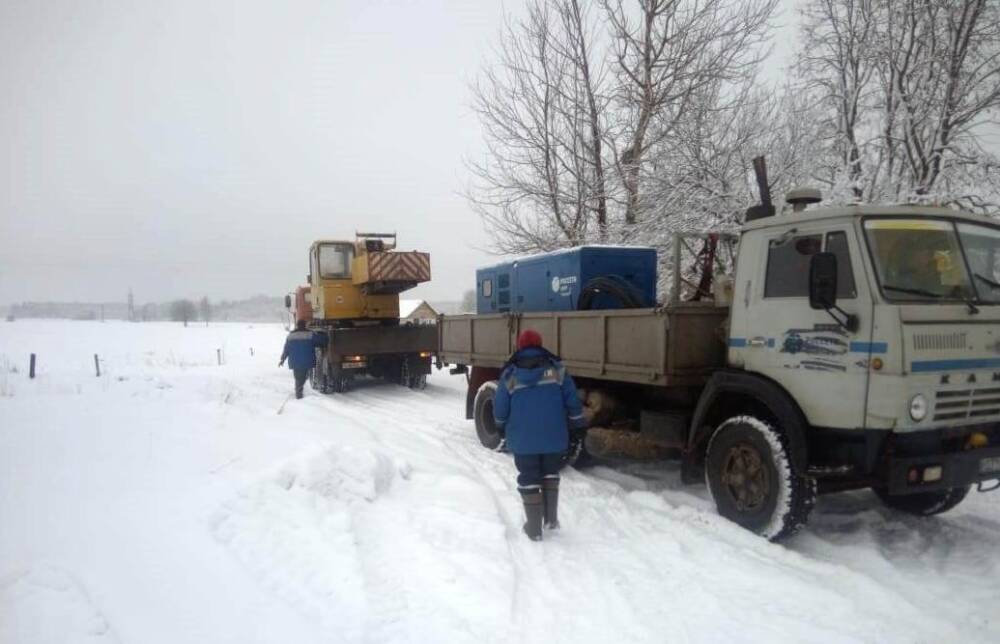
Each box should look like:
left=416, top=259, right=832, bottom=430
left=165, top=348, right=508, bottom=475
left=1, top=319, right=998, bottom=644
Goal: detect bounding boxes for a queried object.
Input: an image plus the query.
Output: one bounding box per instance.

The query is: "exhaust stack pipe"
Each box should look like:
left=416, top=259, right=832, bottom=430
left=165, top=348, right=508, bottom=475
left=744, top=156, right=774, bottom=222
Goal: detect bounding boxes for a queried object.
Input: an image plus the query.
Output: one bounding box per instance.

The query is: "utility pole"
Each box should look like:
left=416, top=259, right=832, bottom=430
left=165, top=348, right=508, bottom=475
left=128, top=288, right=135, bottom=322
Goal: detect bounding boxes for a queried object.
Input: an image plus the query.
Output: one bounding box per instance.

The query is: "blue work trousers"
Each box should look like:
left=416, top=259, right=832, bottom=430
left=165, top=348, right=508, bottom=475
left=514, top=452, right=563, bottom=490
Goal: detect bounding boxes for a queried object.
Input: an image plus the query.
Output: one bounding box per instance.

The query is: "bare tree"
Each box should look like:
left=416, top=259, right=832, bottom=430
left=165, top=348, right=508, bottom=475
left=797, top=0, right=1000, bottom=209
left=637, top=78, right=823, bottom=294
left=468, top=0, right=613, bottom=253
left=170, top=299, right=197, bottom=327
left=460, top=289, right=477, bottom=313
left=603, top=0, right=778, bottom=225
left=199, top=296, right=212, bottom=325
left=799, top=0, right=878, bottom=199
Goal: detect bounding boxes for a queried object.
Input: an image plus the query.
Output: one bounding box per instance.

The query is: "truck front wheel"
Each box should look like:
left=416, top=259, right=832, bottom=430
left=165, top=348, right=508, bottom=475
left=873, top=485, right=970, bottom=516
left=705, top=415, right=815, bottom=541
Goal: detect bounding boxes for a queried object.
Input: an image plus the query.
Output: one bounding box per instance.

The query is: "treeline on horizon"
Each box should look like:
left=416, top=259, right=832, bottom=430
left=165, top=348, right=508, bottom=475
left=6, top=295, right=287, bottom=324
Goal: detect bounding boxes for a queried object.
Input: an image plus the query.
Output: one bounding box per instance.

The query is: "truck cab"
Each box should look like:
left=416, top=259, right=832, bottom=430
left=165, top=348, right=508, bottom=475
left=308, top=240, right=399, bottom=324
left=708, top=203, right=1000, bottom=529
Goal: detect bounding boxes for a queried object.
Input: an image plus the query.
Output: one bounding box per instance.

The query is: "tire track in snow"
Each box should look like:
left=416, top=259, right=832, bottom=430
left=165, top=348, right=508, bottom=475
left=231, top=373, right=973, bottom=643
left=219, top=375, right=516, bottom=643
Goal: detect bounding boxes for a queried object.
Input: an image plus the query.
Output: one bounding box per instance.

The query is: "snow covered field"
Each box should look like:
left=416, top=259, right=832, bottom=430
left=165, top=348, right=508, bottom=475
left=1, top=320, right=998, bottom=643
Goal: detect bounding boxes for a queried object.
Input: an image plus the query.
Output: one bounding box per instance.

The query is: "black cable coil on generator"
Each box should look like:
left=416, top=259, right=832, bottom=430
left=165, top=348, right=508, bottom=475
left=577, top=276, right=645, bottom=310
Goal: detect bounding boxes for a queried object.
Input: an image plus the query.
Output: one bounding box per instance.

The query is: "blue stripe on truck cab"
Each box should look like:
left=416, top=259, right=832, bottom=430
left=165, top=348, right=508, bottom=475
left=849, top=341, right=888, bottom=354
left=911, top=358, right=1000, bottom=373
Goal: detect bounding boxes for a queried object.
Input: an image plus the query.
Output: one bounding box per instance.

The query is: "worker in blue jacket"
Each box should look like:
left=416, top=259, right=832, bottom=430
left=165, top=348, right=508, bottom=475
left=494, top=329, right=587, bottom=541
left=279, top=320, right=328, bottom=399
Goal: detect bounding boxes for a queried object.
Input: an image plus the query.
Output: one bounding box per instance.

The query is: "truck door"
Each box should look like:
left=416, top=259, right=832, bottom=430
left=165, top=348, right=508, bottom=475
left=739, top=226, right=875, bottom=429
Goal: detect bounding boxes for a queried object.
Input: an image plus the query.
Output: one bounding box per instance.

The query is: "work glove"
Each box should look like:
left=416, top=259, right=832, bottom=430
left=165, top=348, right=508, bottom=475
left=278, top=359, right=285, bottom=367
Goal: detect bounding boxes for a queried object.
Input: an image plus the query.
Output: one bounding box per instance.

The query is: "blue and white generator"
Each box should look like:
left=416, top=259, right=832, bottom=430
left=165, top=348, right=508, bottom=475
left=475, top=246, right=657, bottom=314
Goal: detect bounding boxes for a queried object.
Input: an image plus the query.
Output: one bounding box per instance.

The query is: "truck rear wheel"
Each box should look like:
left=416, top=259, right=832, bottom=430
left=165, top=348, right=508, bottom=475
left=400, top=359, right=427, bottom=390
left=873, top=485, right=970, bottom=516
left=473, top=381, right=503, bottom=450
left=310, top=365, right=330, bottom=393
left=705, top=415, right=815, bottom=541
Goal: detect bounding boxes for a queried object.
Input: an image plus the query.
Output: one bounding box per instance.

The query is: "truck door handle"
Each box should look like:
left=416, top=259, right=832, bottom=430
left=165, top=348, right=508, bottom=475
left=747, top=337, right=768, bottom=348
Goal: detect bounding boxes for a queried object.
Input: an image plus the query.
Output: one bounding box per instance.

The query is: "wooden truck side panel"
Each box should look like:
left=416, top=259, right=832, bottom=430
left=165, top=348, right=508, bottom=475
left=438, top=304, right=727, bottom=387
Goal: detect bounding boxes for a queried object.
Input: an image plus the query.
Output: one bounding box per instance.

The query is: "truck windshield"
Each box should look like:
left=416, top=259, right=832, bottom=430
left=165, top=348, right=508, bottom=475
left=318, top=244, right=354, bottom=279
left=957, top=222, right=1000, bottom=304
left=864, top=219, right=975, bottom=302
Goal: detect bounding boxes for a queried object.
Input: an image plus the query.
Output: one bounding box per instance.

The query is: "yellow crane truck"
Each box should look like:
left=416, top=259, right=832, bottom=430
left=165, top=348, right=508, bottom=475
left=285, top=233, right=436, bottom=393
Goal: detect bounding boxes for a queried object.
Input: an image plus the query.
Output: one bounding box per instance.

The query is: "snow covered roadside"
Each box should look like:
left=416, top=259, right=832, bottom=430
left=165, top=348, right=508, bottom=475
left=1, top=320, right=998, bottom=643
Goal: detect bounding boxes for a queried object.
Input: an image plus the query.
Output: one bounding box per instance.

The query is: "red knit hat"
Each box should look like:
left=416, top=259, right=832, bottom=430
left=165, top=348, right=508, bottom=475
left=517, top=329, right=543, bottom=350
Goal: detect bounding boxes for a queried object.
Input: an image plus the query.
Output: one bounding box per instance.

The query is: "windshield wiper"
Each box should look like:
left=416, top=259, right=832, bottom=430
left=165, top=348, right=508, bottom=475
left=884, top=283, right=980, bottom=313
left=974, top=273, right=1000, bottom=290
left=883, top=284, right=944, bottom=298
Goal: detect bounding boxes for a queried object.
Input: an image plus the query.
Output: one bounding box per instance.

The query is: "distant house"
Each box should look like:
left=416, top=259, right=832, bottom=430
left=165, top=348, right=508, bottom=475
left=399, top=299, right=437, bottom=323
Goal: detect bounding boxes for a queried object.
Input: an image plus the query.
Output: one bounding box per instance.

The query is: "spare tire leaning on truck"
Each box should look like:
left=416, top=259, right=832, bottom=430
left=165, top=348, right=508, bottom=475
left=473, top=380, right=586, bottom=468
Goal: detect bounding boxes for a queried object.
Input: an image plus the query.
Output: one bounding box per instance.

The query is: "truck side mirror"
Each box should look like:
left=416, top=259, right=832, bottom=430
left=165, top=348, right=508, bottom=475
left=284, top=294, right=292, bottom=309
left=809, top=252, right=859, bottom=332
left=809, top=252, right=838, bottom=310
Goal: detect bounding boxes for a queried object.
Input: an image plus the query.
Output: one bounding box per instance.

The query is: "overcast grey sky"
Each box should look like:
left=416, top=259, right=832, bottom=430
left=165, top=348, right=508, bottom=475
left=1, top=0, right=803, bottom=307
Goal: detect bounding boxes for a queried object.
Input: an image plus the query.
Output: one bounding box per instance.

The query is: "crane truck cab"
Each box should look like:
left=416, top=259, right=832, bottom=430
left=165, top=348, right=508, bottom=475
left=297, top=234, right=436, bottom=393
left=689, top=200, right=1000, bottom=537
left=308, top=239, right=399, bottom=324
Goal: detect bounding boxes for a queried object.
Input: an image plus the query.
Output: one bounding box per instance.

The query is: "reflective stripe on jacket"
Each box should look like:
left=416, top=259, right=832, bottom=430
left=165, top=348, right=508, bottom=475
left=281, top=330, right=327, bottom=370
left=493, top=346, right=585, bottom=455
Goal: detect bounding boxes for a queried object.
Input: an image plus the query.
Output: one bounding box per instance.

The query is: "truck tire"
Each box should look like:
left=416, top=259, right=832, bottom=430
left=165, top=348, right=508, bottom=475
left=331, top=372, right=351, bottom=393
left=705, top=415, right=815, bottom=541
left=873, top=485, right=970, bottom=516
left=311, top=365, right=330, bottom=394
left=473, top=381, right=503, bottom=450
left=400, top=359, right=427, bottom=390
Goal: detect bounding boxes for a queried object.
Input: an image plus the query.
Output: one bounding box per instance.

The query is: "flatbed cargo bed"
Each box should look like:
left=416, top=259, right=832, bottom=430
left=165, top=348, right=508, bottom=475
left=438, top=303, right=728, bottom=387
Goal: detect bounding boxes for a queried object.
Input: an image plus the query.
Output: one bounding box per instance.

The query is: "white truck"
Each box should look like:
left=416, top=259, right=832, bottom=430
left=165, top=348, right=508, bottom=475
left=438, top=189, right=1000, bottom=540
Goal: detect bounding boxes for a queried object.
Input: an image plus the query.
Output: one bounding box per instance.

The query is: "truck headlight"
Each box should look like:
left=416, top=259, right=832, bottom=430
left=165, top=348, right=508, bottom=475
left=909, top=394, right=928, bottom=422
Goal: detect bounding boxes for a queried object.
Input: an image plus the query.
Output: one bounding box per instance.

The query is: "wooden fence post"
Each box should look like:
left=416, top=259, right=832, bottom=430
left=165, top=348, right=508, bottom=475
left=29, top=354, right=36, bottom=379
left=94, top=354, right=101, bottom=377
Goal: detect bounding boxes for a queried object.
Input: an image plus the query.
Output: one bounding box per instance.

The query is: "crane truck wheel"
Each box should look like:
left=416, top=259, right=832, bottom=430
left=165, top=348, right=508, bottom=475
left=872, top=485, right=970, bottom=516
left=705, top=415, right=816, bottom=541
left=310, top=365, right=328, bottom=393
left=400, top=359, right=427, bottom=390
left=473, top=381, right=503, bottom=450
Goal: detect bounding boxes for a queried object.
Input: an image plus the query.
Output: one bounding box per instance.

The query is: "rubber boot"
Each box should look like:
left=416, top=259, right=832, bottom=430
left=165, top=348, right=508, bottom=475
left=542, top=477, right=560, bottom=530
left=519, top=488, right=543, bottom=541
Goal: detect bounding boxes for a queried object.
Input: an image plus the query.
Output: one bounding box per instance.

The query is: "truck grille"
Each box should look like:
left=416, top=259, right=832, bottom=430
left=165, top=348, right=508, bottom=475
left=934, top=387, right=1000, bottom=422
left=914, top=332, right=967, bottom=351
